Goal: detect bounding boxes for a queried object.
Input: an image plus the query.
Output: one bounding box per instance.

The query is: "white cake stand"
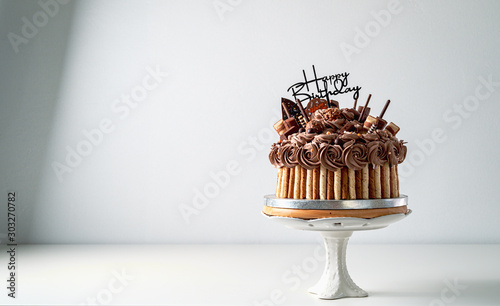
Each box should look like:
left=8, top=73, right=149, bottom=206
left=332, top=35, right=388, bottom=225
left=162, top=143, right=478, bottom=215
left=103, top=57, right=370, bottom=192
left=263, top=195, right=411, bottom=300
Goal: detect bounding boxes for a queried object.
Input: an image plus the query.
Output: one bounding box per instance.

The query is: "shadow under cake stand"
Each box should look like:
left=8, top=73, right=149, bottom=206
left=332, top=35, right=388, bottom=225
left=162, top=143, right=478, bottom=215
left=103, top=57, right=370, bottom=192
left=263, top=195, right=411, bottom=300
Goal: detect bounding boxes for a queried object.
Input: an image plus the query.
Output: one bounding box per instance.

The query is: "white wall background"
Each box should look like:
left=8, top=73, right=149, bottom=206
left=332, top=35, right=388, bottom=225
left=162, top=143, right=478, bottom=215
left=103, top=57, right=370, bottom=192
left=1, top=0, right=499, bottom=244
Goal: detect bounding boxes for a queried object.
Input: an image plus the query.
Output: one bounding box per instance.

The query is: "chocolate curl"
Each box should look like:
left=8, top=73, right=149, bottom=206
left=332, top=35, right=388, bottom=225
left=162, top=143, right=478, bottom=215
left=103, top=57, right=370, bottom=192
left=296, top=99, right=310, bottom=122
left=353, top=99, right=358, bottom=109
left=330, top=100, right=339, bottom=109
left=358, top=94, right=372, bottom=122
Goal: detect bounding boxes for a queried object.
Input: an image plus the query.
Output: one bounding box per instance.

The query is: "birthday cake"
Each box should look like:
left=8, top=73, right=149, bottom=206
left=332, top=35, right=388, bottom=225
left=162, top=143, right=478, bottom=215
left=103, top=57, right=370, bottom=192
left=264, top=68, right=408, bottom=219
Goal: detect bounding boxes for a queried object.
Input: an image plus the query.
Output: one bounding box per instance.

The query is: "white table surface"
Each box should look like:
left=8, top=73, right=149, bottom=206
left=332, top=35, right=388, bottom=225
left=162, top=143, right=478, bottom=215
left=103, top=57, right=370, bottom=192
left=1, top=244, right=499, bottom=305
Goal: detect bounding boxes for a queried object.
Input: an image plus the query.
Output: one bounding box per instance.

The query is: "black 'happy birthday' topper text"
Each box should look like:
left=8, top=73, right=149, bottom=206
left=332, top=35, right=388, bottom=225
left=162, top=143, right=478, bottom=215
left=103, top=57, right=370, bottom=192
left=287, top=65, right=362, bottom=106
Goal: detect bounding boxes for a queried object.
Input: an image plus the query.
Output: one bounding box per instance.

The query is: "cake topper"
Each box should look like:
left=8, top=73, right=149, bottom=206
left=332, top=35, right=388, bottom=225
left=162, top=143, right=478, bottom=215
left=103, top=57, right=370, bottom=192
left=287, top=65, right=362, bottom=107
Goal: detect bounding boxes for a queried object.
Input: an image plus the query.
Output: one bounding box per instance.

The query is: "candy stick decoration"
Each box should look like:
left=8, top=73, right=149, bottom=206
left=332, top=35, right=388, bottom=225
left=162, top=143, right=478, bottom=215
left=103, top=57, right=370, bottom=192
left=368, top=99, right=390, bottom=134
left=358, top=94, right=372, bottom=122
left=296, top=99, right=310, bottom=123
left=281, top=101, right=292, bottom=119
left=379, top=99, right=391, bottom=119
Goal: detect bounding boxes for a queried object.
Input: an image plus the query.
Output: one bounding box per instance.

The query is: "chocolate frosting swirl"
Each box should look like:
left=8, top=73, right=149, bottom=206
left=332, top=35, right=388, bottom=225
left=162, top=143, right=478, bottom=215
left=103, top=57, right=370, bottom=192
left=332, top=118, right=345, bottom=129
left=290, top=132, right=315, bottom=147
left=385, top=141, right=399, bottom=166
left=342, top=142, right=368, bottom=171
left=297, top=143, right=321, bottom=170
left=367, top=141, right=388, bottom=166
left=269, top=143, right=283, bottom=168
left=340, top=132, right=360, bottom=142
left=376, top=129, right=391, bottom=141
left=341, top=108, right=355, bottom=120
left=319, top=143, right=344, bottom=171
left=361, top=133, right=380, bottom=142
left=279, top=144, right=298, bottom=168
left=392, top=140, right=407, bottom=164
left=312, top=133, right=337, bottom=144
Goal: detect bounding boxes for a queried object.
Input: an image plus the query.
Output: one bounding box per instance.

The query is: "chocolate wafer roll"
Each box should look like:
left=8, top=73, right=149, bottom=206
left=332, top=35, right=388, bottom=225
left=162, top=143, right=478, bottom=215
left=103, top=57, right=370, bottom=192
left=348, top=168, right=356, bottom=200
left=293, top=165, right=301, bottom=199
left=281, top=167, right=290, bottom=198
left=276, top=168, right=283, bottom=197
left=327, top=170, right=334, bottom=200
left=306, top=169, right=313, bottom=199
left=381, top=163, right=390, bottom=199
left=369, top=165, right=382, bottom=199
left=313, top=167, right=320, bottom=199
left=395, top=165, right=399, bottom=194
left=300, top=167, right=307, bottom=199
left=320, top=165, right=327, bottom=200
left=334, top=169, right=342, bottom=200
left=355, top=170, right=363, bottom=199
left=390, top=165, right=399, bottom=198
left=341, top=167, right=349, bottom=200
left=362, top=166, right=369, bottom=199
left=287, top=167, right=295, bottom=198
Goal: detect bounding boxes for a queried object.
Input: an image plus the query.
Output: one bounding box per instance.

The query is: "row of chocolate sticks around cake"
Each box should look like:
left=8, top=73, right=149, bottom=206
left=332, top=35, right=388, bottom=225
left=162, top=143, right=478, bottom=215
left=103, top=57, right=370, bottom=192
left=276, top=162, right=399, bottom=200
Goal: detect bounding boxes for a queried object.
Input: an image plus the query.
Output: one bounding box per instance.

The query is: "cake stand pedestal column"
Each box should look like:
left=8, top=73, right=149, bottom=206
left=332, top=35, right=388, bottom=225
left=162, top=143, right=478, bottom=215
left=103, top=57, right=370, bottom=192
left=308, top=231, right=367, bottom=299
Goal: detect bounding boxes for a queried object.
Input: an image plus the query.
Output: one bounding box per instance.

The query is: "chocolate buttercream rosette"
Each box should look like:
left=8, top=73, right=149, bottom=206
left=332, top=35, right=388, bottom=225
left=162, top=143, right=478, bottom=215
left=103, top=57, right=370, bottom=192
left=278, top=144, right=298, bottom=168
left=318, top=143, right=344, bottom=171
left=342, top=142, right=368, bottom=171
left=296, top=143, right=321, bottom=170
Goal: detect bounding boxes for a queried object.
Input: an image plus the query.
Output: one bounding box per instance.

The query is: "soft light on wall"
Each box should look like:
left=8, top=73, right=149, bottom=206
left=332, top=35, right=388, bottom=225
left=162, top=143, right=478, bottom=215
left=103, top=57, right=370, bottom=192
left=1, top=0, right=499, bottom=244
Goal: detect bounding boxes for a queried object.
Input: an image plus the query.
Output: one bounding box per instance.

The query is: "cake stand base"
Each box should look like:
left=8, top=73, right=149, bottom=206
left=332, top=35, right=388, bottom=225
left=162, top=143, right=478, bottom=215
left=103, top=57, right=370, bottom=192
left=308, top=231, right=367, bottom=300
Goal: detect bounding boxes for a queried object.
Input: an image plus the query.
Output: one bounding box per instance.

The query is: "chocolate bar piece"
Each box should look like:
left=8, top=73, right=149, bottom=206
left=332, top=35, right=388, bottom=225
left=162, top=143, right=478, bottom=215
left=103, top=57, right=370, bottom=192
left=363, top=115, right=377, bottom=130
left=273, top=119, right=286, bottom=135
left=278, top=118, right=300, bottom=140
left=385, top=122, right=400, bottom=135
left=357, top=106, right=371, bottom=122
left=284, top=118, right=299, bottom=130
left=376, top=118, right=387, bottom=130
